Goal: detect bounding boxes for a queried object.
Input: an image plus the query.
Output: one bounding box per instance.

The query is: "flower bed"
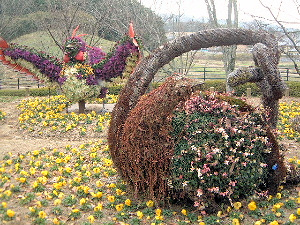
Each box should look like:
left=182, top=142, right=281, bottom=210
left=278, top=101, right=300, bottom=142
left=17, top=95, right=111, bottom=139
left=0, top=95, right=299, bottom=224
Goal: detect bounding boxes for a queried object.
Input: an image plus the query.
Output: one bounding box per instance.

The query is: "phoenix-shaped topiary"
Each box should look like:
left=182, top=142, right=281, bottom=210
left=0, top=23, right=140, bottom=113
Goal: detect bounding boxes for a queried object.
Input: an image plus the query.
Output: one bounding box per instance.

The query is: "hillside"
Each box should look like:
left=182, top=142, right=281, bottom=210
left=11, top=30, right=115, bottom=59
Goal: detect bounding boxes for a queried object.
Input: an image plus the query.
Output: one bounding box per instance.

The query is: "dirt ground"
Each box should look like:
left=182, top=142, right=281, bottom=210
left=0, top=96, right=299, bottom=159
left=0, top=99, right=114, bottom=158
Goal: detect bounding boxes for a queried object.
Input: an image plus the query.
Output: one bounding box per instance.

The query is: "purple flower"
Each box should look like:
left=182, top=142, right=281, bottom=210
left=88, top=47, right=106, bottom=65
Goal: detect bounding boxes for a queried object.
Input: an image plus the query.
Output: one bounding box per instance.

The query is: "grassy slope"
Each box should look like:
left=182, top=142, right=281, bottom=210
left=11, top=30, right=115, bottom=59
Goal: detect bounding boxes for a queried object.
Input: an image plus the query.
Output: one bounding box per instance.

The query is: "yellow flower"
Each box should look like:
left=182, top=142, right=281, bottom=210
left=269, top=221, right=279, bottom=225
left=1, top=202, right=7, bottom=208
left=275, top=193, right=282, bottom=199
left=254, top=221, right=262, bottom=225
left=54, top=199, right=61, bottom=205
left=72, top=209, right=80, bottom=213
left=136, top=211, right=144, bottom=219
left=155, top=215, right=164, bottom=221
left=116, top=189, right=123, bottom=195
left=6, top=209, right=15, bottom=218
left=199, top=222, right=206, bottom=225
left=108, top=183, right=116, bottom=188
left=53, top=218, right=60, bottom=225
left=38, top=210, right=47, bottom=219
left=232, top=218, right=240, bottom=225
left=94, top=203, right=103, bottom=211
left=115, top=204, right=124, bottom=212
left=32, top=150, right=40, bottom=156
left=248, top=201, right=257, bottom=211
left=217, top=211, right=222, bottom=217
left=125, top=199, right=131, bottom=206
left=289, top=213, right=297, bottom=222
left=30, top=167, right=36, bottom=175
left=88, top=215, right=95, bottom=223
left=273, top=203, right=282, bottom=211
left=32, top=181, right=39, bottom=188
left=233, top=202, right=242, bottom=210
left=156, top=208, right=162, bottom=216
left=65, top=167, right=72, bottom=173
left=146, top=200, right=154, bottom=207
left=95, top=192, right=103, bottom=198
left=36, top=201, right=42, bottom=207
left=181, top=208, right=188, bottom=216
left=29, top=207, right=36, bottom=213
left=80, top=198, right=87, bottom=205
left=19, top=177, right=26, bottom=183
left=297, top=208, right=300, bottom=215
left=107, top=195, right=115, bottom=203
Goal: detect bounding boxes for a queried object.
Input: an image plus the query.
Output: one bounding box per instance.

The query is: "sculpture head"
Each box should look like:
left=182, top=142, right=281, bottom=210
left=63, top=26, right=87, bottom=63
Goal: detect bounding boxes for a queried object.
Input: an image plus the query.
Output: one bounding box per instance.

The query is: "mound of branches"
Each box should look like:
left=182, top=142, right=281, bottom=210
left=119, top=77, right=202, bottom=200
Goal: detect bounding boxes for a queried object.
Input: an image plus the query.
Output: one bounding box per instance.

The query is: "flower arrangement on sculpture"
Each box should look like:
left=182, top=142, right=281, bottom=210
left=170, top=93, right=271, bottom=209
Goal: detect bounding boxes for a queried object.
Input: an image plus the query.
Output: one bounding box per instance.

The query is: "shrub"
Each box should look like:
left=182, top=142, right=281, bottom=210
left=29, top=87, right=57, bottom=96
left=107, top=80, right=300, bottom=97
left=170, top=93, right=271, bottom=209
left=202, top=80, right=226, bottom=93
left=0, top=87, right=57, bottom=97
left=285, top=81, right=300, bottom=97
left=232, top=83, right=261, bottom=97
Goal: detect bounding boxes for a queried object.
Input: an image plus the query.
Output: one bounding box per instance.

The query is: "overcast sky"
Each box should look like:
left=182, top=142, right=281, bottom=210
left=139, top=0, right=300, bottom=28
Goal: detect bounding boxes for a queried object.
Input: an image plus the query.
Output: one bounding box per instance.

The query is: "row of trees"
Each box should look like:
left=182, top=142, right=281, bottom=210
left=0, top=0, right=166, bottom=52
left=162, top=0, right=299, bottom=78
left=1, top=0, right=299, bottom=78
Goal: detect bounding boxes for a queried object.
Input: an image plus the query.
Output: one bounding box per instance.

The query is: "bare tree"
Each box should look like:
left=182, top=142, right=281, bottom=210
left=204, top=0, right=239, bottom=78
left=256, top=0, right=300, bottom=75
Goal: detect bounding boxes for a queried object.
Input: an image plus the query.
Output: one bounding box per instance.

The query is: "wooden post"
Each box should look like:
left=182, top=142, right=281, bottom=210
left=25, top=87, right=30, bottom=96
left=78, top=100, right=86, bottom=114
left=247, top=88, right=251, bottom=97
left=284, top=88, right=289, bottom=97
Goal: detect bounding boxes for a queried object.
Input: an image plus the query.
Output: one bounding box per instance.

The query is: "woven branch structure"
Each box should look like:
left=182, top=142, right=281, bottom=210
left=119, top=77, right=203, bottom=199
left=108, top=28, right=287, bottom=200
left=228, top=43, right=286, bottom=128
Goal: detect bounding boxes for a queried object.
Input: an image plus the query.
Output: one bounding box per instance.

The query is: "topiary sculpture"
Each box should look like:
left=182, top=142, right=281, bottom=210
left=0, top=23, right=140, bottom=113
left=108, top=28, right=287, bottom=208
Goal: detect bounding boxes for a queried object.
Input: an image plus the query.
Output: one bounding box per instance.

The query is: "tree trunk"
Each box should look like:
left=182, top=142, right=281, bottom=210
left=78, top=100, right=85, bottom=114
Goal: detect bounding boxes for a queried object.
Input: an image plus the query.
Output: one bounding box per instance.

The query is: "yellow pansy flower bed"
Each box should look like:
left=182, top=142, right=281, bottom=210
left=17, top=95, right=111, bottom=139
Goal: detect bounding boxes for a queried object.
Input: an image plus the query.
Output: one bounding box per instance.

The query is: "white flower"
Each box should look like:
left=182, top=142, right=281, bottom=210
left=182, top=181, right=189, bottom=187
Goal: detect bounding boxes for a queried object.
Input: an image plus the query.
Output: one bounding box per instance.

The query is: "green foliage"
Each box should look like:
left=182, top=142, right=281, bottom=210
left=232, top=83, right=261, bottom=97
left=107, top=80, right=300, bottom=97
left=107, top=84, right=124, bottom=95
left=286, top=81, right=300, bottom=97
left=28, top=87, right=58, bottom=96
left=202, top=80, right=226, bottom=93
left=0, top=87, right=57, bottom=96
left=170, top=93, right=270, bottom=207
left=202, top=80, right=300, bottom=97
